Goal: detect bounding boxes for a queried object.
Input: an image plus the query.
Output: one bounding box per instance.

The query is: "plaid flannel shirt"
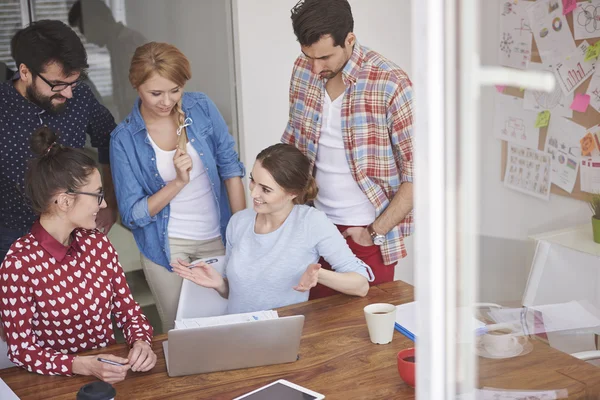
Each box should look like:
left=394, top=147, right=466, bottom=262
left=282, top=42, right=414, bottom=265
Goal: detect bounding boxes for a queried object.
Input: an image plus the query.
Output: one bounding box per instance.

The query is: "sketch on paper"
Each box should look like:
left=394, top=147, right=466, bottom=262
left=499, top=0, right=532, bottom=69
left=494, top=94, right=539, bottom=149
left=553, top=41, right=596, bottom=96
left=574, top=1, right=600, bottom=40
left=504, top=143, right=552, bottom=201
left=544, top=117, right=585, bottom=193
left=524, top=63, right=573, bottom=118
left=501, top=1, right=516, bottom=16
left=528, top=0, right=576, bottom=65
left=586, top=69, right=600, bottom=113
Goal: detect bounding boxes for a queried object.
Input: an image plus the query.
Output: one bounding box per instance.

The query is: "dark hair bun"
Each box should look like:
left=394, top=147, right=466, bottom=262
left=30, top=126, right=59, bottom=156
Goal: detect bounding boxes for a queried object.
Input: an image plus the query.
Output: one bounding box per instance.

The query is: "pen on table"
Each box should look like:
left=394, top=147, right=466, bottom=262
left=97, top=357, right=126, bottom=367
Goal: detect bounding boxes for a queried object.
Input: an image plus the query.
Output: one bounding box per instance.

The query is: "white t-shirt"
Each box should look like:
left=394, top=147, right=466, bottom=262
left=148, top=136, right=220, bottom=240
left=314, top=92, right=376, bottom=225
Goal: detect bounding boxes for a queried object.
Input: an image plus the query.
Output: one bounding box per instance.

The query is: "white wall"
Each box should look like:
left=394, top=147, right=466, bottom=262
left=124, top=0, right=237, bottom=134
left=477, top=1, right=590, bottom=302
left=233, top=0, right=414, bottom=283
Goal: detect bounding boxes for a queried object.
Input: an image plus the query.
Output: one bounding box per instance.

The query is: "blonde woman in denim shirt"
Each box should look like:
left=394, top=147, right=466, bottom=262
left=110, top=42, right=246, bottom=332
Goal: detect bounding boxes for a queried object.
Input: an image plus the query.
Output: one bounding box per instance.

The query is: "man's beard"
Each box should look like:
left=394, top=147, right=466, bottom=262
left=26, top=80, right=67, bottom=114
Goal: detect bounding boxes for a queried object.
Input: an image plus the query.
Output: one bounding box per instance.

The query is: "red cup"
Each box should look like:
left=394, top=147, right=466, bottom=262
left=397, top=348, right=415, bottom=388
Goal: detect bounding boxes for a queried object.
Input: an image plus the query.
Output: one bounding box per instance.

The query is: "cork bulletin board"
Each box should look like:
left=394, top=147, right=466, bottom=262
left=499, top=0, right=600, bottom=202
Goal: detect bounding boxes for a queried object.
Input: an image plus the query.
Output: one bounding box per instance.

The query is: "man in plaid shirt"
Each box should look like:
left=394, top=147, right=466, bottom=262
left=282, top=0, right=414, bottom=298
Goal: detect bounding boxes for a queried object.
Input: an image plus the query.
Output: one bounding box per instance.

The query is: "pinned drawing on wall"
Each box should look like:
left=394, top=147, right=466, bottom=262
left=524, top=63, right=573, bottom=118
left=544, top=117, right=586, bottom=193
left=552, top=41, right=596, bottom=96
left=585, top=68, right=600, bottom=113
left=493, top=94, right=540, bottom=149
left=504, top=143, right=552, bottom=201
left=529, top=0, right=577, bottom=65
left=499, top=0, right=533, bottom=69
left=574, top=1, right=600, bottom=40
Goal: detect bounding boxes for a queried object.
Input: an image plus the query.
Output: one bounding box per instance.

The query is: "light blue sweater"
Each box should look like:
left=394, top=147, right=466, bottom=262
left=224, top=205, right=373, bottom=314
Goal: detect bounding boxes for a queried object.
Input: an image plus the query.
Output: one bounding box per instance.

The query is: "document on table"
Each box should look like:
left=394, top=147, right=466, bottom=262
left=456, top=387, right=568, bottom=399
left=0, top=378, right=19, bottom=400
left=489, top=300, right=600, bottom=334
left=395, top=302, right=485, bottom=341
left=174, top=310, right=279, bottom=330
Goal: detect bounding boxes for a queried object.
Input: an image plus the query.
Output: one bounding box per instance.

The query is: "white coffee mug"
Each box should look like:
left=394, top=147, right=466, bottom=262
left=364, top=303, right=396, bottom=344
left=482, top=328, right=520, bottom=356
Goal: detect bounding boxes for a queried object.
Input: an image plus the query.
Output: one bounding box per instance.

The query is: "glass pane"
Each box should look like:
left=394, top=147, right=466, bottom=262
left=469, top=0, right=600, bottom=398
left=0, top=0, right=25, bottom=75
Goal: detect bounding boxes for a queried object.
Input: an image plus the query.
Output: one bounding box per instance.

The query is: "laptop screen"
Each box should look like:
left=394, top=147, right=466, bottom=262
left=240, top=383, right=318, bottom=400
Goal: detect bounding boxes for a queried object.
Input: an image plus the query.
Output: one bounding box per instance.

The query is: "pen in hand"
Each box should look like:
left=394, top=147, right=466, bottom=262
left=97, top=357, right=126, bottom=367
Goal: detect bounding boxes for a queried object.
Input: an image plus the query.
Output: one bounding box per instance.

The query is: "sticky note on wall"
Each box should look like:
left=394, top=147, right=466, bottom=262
left=535, top=110, right=550, bottom=128
left=581, top=132, right=596, bottom=156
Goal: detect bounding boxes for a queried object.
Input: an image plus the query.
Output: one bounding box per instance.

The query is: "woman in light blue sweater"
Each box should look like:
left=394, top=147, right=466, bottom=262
left=171, top=144, right=374, bottom=313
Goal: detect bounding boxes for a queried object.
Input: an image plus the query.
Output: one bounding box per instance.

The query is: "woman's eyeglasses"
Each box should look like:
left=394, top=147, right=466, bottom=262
left=65, top=190, right=105, bottom=206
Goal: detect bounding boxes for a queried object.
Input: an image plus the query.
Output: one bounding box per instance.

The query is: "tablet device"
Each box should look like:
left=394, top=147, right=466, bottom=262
left=233, top=379, right=325, bottom=400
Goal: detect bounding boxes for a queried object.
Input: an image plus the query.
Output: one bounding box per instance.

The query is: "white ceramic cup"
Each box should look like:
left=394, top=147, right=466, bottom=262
left=364, top=303, right=397, bottom=344
left=482, top=328, right=520, bottom=356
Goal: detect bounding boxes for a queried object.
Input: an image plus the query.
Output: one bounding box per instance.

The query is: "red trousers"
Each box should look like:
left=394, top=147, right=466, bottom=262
left=309, top=224, right=396, bottom=300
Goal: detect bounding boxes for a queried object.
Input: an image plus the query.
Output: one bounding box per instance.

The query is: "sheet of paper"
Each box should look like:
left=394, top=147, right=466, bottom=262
left=570, top=93, right=591, bottom=112
left=585, top=41, right=600, bottom=62
left=574, top=1, right=600, bottom=40
left=581, top=132, right=596, bottom=156
left=581, top=157, right=600, bottom=193
left=174, top=310, right=279, bottom=330
left=528, top=0, right=577, bottom=65
left=0, top=378, right=19, bottom=400
left=504, top=143, right=552, bottom=200
left=553, top=41, right=596, bottom=96
left=544, top=117, right=585, bottom=192
left=489, top=301, right=600, bottom=333
left=535, top=110, right=551, bottom=128
left=585, top=68, right=600, bottom=113
left=524, top=63, right=574, bottom=118
left=395, top=302, right=484, bottom=339
left=477, top=388, right=569, bottom=400
left=562, top=0, right=577, bottom=15
left=493, top=94, right=540, bottom=149
left=498, top=0, right=533, bottom=69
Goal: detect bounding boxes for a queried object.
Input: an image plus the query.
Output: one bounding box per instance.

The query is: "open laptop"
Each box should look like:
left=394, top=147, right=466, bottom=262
left=162, top=315, right=305, bottom=377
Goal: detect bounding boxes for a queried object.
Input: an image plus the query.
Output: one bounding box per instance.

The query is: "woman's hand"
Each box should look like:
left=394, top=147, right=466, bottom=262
left=127, top=340, right=157, bottom=372
left=171, top=259, right=226, bottom=291
left=72, top=354, right=130, bottom=384
left=173, top=147, right=192, bottom=185
left=293, top=263, right=321, bottom=292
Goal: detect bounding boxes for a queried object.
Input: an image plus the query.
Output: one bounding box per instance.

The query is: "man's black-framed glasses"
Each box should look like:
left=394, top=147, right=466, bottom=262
left=66, top=190, right=105, bottom=205
left=35, top=71, right=83, bottom=93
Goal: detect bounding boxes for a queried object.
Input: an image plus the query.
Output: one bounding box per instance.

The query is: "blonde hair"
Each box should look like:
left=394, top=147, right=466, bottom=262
left=129, top=42, right=192, bottom=147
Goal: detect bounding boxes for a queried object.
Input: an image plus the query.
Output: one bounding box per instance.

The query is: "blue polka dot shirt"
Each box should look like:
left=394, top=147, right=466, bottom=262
left=0, top=78, right=116, bottom=231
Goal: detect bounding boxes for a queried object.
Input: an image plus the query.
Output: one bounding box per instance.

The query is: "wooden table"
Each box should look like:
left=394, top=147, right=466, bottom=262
left=1, top=281, right=600, bottom=399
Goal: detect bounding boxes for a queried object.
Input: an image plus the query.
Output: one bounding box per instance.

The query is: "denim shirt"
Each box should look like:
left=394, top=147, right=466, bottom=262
left=110, top=92, right=245, bottom=269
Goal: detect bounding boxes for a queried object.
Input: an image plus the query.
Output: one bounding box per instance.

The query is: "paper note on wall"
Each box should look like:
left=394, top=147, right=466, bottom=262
left=581, top=132, right=596, bottom=156
left=494, top=94, right=540, bottom=148
left=523, top=63, right=573, bottom=118
left=581, top=158, right=600, bottom=193
left=586, top=69, right=600, bottom=113
left=553, top=41, right=596, bottom=96
left=498, top=0, right=533, bottom=69
left=504, top=143, right=552, bottom=200
left=528, top=0, right=577, bottom=65
left=574, top=1, right=600, bottom=40
left=535, top=110, right=551, bottom=128
left=544, top=117, right=585, bottom=193
left=570, top=93, right=591, bottom=112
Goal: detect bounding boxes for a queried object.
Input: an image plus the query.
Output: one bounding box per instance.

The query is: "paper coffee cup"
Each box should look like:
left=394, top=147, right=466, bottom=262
left=364, top=303, right=396, bottom=344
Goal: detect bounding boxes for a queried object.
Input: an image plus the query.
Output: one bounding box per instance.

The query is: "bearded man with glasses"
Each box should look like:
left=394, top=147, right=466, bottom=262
left=0, top=20, right=118, bottom=263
